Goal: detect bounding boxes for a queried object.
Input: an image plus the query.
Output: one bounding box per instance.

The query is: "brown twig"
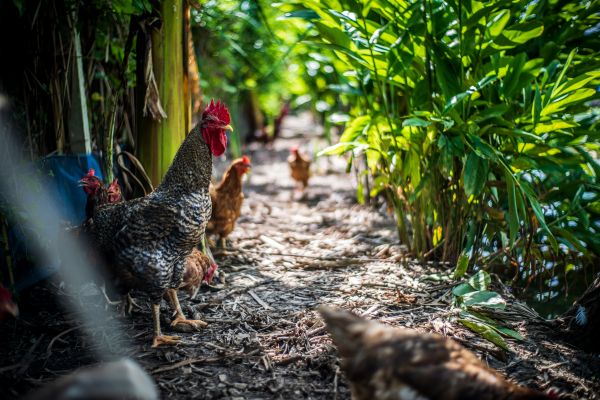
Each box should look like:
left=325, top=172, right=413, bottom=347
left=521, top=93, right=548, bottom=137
left=152, top=356, right=222, bottom=374
left=46, top=325, right=83, bottom=358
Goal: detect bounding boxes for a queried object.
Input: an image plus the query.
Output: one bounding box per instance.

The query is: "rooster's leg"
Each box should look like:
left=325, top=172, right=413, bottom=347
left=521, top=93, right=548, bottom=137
left=123, top=293, right=142, bottom=315
left=166, top=289, right=208, bottom=332
left=151, top=303, right=181, bottom=348
left=218, top=237, right=227, bottom=249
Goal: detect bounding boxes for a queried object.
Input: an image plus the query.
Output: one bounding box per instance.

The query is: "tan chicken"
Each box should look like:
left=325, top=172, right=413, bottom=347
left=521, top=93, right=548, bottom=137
left=206, top=156, right=251, bottom=248
left=319, top=306, right=553, bottom=400
left=288, top=145, right=310, bottom=194
left=179, top=248, right=217, bottom=299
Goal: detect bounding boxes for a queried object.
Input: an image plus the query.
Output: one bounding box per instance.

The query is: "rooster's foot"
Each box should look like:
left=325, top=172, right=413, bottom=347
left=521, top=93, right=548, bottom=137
left=151, top=334, right=181, bottom=348
left=170, top=316, right=208, bottom=333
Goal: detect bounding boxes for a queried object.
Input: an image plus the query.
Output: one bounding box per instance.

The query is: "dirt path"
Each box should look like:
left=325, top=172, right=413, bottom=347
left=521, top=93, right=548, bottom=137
left=1, top=114, right=599, bottom=399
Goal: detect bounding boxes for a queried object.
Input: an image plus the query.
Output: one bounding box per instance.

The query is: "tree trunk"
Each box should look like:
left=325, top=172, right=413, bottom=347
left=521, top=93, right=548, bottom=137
left=557, top=276, right=600, bottom=353
left=137, top=0, right=189, bottom=186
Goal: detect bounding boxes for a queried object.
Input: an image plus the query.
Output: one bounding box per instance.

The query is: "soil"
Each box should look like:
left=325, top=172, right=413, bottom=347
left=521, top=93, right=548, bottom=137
left=0, top=113, right=598, bottom=399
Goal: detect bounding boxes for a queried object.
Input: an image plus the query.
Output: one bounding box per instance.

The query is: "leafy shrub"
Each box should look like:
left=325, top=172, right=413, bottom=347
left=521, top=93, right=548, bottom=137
left=281, top=0, right=600, bottom=275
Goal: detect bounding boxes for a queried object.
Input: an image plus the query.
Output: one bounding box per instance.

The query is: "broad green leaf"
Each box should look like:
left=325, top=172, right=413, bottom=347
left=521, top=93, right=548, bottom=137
left=340, top=115, right=371, bottom=143
left=313, top=21, right=352, bottom=49
left=555, top=71, right=600, bottom=96
left=279, top=10, right=320, bottom=20
left=458, top=319, right=509, bottom=350
left=462, top=290, right=507, bottom=309
left=541, top=88, right=596, bottom=116
left=464, top=152, right=489, bottom=197
left=402, top=117, right=431, bottom=127
left=453, top=253, right=470, bottom=280
left=503, top=54, right=526, bottom=98
left=533, top=120, right=577, bottom=134
left=469, top=135, right=499, bottom=161
left=487, top=10, right=510, bottom=38
left=493, top=21, right=544, bottom=49
left=495, top=326, right=524, bottom=341
left=468, top=270, right=491, bottom=291
left=317, top=142, right=357, bottom=156
left=453, top=282, right=476, bottom=296
left=551, top=48, right=577, bottom=98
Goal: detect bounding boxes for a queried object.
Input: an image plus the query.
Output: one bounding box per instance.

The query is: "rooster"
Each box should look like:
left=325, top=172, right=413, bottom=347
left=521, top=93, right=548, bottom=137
left=319, top=306, right=553, bottom=400
left=0, top=284, right=18, bottom=323
left=80, top=171, right=216, bottom=312
left=86, top=99, right=231, bottom=347
left=288, top=145, right=311, bottom=194
left=206, top=156, right=251, bottom=248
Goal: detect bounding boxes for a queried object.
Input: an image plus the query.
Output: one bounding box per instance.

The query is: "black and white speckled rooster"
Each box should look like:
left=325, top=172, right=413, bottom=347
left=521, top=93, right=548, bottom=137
left=87, top=100, right=231, bottom=347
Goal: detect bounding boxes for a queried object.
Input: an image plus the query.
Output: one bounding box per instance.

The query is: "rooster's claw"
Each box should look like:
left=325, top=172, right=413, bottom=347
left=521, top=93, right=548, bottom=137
left=152, top=334, right=181, bottom=348
left=170, top=317, right=208, bottom=333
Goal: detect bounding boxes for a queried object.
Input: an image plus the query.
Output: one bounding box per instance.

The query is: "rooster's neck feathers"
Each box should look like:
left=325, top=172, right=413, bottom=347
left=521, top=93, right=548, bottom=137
left=158, top=126, right=212, bottom=193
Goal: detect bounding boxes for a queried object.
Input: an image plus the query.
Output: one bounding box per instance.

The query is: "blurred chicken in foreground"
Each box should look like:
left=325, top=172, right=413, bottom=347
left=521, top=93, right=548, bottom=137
left=319, top=306, right=553, bottom=400
left=288, top=145, right=310, bottom=196
left=0, top=284, right=18, bottom=322
left=24, top=358, right=158, bottom=400
left=207, top=156, right=251, bottom=248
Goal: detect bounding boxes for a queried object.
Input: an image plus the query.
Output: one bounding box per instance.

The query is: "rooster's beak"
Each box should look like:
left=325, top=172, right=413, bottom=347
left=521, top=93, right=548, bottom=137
left=223, top=124, right=233, bottom=132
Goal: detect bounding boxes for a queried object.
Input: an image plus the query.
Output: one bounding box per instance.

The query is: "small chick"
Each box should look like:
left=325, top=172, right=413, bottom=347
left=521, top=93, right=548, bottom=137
left=319, top=306, right=553, bottom=400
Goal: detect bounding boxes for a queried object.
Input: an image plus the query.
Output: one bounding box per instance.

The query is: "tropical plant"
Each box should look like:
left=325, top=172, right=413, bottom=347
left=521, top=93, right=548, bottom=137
left=279, top=0, right=600, bottom=282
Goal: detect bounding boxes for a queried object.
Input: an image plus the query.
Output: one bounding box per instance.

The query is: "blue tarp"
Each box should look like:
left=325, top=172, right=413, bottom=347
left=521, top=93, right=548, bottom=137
left=1, top=154, right=104, bottom=291
left=38, top=153, right=104, bottom=225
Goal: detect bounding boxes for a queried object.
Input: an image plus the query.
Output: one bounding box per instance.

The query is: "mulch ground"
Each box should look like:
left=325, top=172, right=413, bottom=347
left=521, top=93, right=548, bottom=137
left=1, top=114, right=598, bottom=399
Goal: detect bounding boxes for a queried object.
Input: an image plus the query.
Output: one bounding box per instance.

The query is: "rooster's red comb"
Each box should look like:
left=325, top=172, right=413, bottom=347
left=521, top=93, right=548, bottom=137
left=242, top=155, right=250, bottom=165
left=202, top=99, right=231, bottom=125
left=86, top=169, right=95, bottom=177
left=290, top=145, right=299, bottom=153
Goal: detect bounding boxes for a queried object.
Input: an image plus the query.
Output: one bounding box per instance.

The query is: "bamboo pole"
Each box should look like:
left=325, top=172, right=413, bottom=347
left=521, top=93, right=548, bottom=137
left=138, top=0, right=189, bottom=186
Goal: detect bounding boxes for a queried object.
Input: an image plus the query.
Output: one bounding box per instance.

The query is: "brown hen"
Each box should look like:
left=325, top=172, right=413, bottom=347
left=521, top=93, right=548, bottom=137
left=288, top=145, right=310, bottom=193
left=319, top=306, right=553, bottom=400
left=206, top=156, right=251, bottom=248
